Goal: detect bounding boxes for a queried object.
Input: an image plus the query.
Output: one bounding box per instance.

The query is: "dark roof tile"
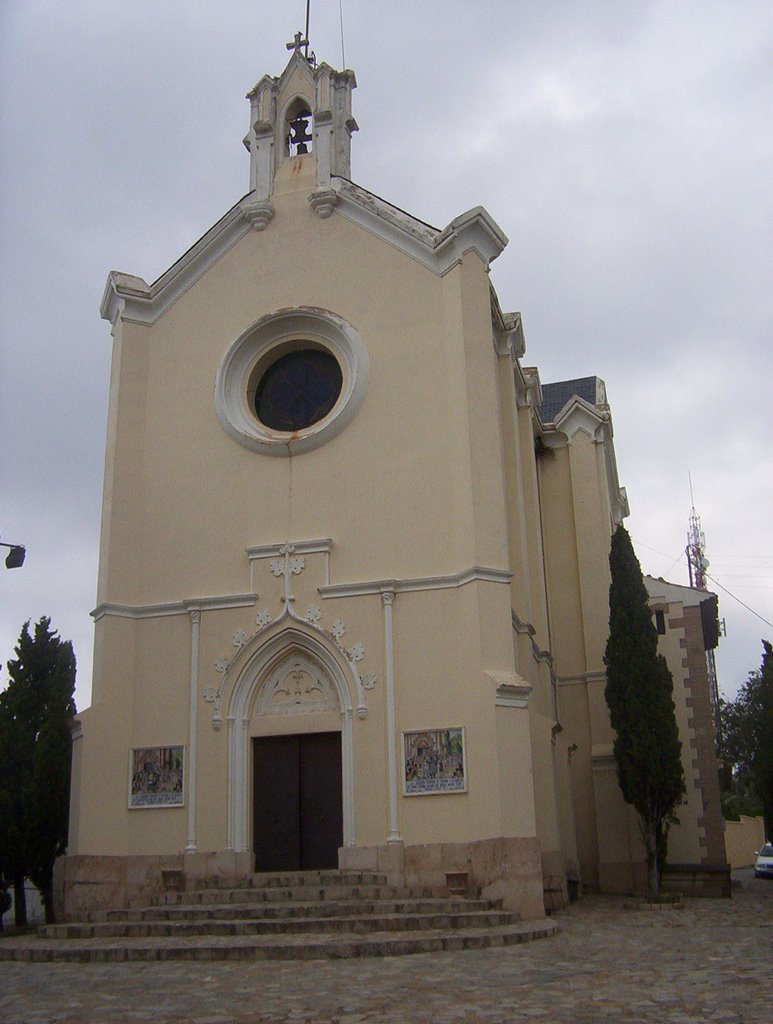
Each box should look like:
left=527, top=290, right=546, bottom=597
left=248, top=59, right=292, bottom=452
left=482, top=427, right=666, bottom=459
left=540, top=376, right=602, bottom=423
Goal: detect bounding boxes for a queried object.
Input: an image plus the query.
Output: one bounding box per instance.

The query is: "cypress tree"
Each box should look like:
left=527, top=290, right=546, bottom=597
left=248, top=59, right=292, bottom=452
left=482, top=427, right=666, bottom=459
left=604, top=525, right=685, bottom=899
left=0, top=618, right=76, bottom=924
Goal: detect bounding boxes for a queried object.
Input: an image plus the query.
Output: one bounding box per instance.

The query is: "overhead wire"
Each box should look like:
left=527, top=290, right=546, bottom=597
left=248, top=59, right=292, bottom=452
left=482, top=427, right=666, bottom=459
left=631, top=537, right=773, bottom=630
left=702, top=571, right=773, bottom=630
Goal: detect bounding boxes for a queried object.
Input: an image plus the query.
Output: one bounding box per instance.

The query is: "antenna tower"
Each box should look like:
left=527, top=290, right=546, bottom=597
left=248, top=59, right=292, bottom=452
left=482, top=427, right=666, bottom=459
left=686, top=494, right=722, bottom=734
left=686, top=504, right=709, bottom=590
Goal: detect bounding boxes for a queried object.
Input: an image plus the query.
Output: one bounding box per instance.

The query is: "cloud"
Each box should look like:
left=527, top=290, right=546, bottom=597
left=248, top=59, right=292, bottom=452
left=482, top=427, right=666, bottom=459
left=1, top=0, right=771, bottom=707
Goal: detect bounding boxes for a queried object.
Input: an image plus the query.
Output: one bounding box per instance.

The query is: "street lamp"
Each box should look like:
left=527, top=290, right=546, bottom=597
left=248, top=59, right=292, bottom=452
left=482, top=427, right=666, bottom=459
left=1, top=541, right=26, bottom=569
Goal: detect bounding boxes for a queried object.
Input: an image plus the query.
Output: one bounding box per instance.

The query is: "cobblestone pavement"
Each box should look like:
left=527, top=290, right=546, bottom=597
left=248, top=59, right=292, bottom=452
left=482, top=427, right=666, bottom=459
left=2, top=892, right=771, bottom=1024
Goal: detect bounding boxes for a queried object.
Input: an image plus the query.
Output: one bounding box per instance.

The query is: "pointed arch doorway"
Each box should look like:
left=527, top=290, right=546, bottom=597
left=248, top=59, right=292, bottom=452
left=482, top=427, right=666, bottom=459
left=253, top=731, right=342, bottom=871
left=227, top=629, right=355, bottom=869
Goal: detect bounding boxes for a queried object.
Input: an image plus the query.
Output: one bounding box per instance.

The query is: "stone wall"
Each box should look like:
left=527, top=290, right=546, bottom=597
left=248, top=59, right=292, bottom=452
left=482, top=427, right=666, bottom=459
left=724, top=815, right=766, bottom=868
left=340, top=836, right=546, bottom=919
left=53, top=851, right=253, bottom=921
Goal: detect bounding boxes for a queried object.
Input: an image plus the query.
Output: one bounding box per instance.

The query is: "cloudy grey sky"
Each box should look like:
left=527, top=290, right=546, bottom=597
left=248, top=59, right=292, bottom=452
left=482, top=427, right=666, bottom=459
left=1, top=1, right=771, bottom=711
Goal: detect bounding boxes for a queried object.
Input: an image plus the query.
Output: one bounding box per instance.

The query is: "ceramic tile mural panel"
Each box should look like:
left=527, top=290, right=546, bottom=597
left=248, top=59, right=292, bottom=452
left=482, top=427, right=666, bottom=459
left=403, top=727, right=466, bottom=795
left=129, top=746, right=184, bottom=807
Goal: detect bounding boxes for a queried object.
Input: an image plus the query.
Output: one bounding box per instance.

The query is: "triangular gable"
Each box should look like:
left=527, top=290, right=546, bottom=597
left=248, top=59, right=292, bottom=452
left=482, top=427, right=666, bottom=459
left=101, top=178, right=508, bottom=327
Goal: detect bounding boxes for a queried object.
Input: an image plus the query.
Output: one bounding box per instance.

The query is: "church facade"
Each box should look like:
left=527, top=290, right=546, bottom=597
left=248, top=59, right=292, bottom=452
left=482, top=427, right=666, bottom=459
left=58, top=45, right=724, bottom=920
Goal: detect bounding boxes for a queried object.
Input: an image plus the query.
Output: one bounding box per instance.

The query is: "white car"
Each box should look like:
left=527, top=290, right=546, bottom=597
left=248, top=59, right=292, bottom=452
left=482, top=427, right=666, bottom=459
left=754, top=843, right=773, bottom=878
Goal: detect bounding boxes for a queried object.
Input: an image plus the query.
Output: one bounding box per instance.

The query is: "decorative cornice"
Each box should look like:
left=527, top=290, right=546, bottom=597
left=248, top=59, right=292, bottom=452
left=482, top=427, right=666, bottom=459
left=511, top=610, right=553, bottom=666
left=495, top=684, right=533, bottom=709
left=487, top=671, right=533, bottom=709
left=492, top=308, right=526, bottom=360
left=246, top=539, right=333, bottom=560
left=319, top=565, right=512, bottom=599
left=434, top=206, right=509, bottom=268
left=332, top=179, right=507, bottom=276
left=556, top=397, right=608, bottom=440
left=100, top=175, right=507, bottom=329
left=539, top=395, right=607, bottom=444
left=309, top=188, right=339, bottom=218
left=92, top=593, right=257, bottom=621
left=555, top=670, right=608, bottom=687
left=100, top=198, right=253, bottom=327
left=242, top=198, right=275, bottom=230
left=538, top=394, right=630, bottom=522
left=591, top=748, right=617, bottom=770
left=519, top=366, right=543, bottom=413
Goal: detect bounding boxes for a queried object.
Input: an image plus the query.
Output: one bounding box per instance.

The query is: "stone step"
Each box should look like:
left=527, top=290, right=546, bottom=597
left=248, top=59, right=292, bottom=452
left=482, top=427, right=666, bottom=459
left=0, top=920, right=558, bottom=963
left=8, top=869, right=559, bottom=963
left=198, top=870, right=390, bottom=889
left=103, top=896, right=500, bottom=923
left=42, top=908, right=520, bottom=939
left=152, top=883, right=435, bottom=906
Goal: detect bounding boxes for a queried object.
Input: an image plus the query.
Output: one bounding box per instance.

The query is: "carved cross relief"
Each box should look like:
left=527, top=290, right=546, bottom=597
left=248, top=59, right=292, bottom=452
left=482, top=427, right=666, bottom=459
left=206, top=542, right=377, bottom=723
left=271, top=543, right=305, bottom=607
left=255, top=652, right=336, bottom=717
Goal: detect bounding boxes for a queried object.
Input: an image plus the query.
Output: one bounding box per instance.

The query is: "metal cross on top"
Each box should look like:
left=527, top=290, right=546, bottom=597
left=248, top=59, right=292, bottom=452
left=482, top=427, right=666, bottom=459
left=286, top=31, right=309, bottom=56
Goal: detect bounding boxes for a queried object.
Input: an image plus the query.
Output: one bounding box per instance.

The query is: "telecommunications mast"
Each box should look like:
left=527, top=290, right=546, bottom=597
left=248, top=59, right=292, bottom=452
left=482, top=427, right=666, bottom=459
left=686, top=504, right=709, bottom=590
left=685, top=485, right=721, bottom=731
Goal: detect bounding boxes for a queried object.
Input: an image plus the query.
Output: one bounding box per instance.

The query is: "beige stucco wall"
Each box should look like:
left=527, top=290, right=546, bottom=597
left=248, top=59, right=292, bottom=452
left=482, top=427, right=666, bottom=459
left=68, top=58, right=654, bottom=914
left=538, top=426, right=624, bottom=889
left=98, top=214, right=516, bottom=608
left=73, top=151, right=545, bottom=871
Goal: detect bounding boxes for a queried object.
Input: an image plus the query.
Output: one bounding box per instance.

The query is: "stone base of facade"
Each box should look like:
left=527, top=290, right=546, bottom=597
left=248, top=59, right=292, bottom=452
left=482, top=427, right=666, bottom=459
left=598, top=859, right=646, bottom=896
left=339, top=835, right=546, bottom=919
left=597, top=859, right=731, bottom=898
left=661, top=863, right=731, bottom=898
left=541, top=848, right=577, bottom=911
left=54, top=851, right=253, bottom=922
left=56, top=836, right=548, bottom=922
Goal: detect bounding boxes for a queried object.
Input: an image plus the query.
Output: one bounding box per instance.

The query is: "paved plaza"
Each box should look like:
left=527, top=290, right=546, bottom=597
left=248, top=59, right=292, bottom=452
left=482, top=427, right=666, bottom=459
left=2, top=888, right=771, bottom=1024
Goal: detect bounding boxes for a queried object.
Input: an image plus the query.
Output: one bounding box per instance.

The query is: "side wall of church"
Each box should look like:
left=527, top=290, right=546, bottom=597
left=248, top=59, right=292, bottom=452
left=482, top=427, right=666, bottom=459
left=538, top=427, right=644, bottom=893
left=495, top=357, right=580, bottom=904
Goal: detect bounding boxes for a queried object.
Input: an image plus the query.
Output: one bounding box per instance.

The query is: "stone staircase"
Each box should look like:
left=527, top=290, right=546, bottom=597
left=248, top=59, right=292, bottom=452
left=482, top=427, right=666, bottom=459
left=0, top=870, right=558, bottom=962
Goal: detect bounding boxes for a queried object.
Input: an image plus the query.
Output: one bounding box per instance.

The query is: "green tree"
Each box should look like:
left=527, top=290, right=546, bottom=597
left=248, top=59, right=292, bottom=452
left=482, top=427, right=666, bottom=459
left=718, top=641, right=773, bottom=841
left=0, top=618, right=76, bottom=924
left=604, top=525, right=685, bottom=899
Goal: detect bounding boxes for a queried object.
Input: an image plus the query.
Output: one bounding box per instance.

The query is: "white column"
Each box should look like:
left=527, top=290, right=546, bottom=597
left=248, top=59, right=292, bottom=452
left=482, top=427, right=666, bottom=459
left=239, top=718, right=250, bottom=852
left=185, top=608, right=201, bottom=854
left=341, top=707, right=355, bottom=846
left=226, top=716, right=235, bottom=852
left=381, top=590, right=402, bottom=844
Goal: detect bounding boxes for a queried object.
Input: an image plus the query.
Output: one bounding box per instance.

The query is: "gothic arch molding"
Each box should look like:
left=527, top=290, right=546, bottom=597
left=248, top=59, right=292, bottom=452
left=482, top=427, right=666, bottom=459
left=226, top=626, right=355, bottom=853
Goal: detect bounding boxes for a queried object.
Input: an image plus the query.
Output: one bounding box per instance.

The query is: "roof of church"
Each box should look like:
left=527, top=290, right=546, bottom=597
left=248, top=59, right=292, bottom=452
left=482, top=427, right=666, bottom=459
left=540, top=377, right=603, bottom=423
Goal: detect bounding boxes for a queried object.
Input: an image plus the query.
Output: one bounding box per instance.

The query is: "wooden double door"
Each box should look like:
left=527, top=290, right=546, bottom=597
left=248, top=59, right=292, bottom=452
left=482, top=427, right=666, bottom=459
left=252, top=732, right=343, bottom=872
